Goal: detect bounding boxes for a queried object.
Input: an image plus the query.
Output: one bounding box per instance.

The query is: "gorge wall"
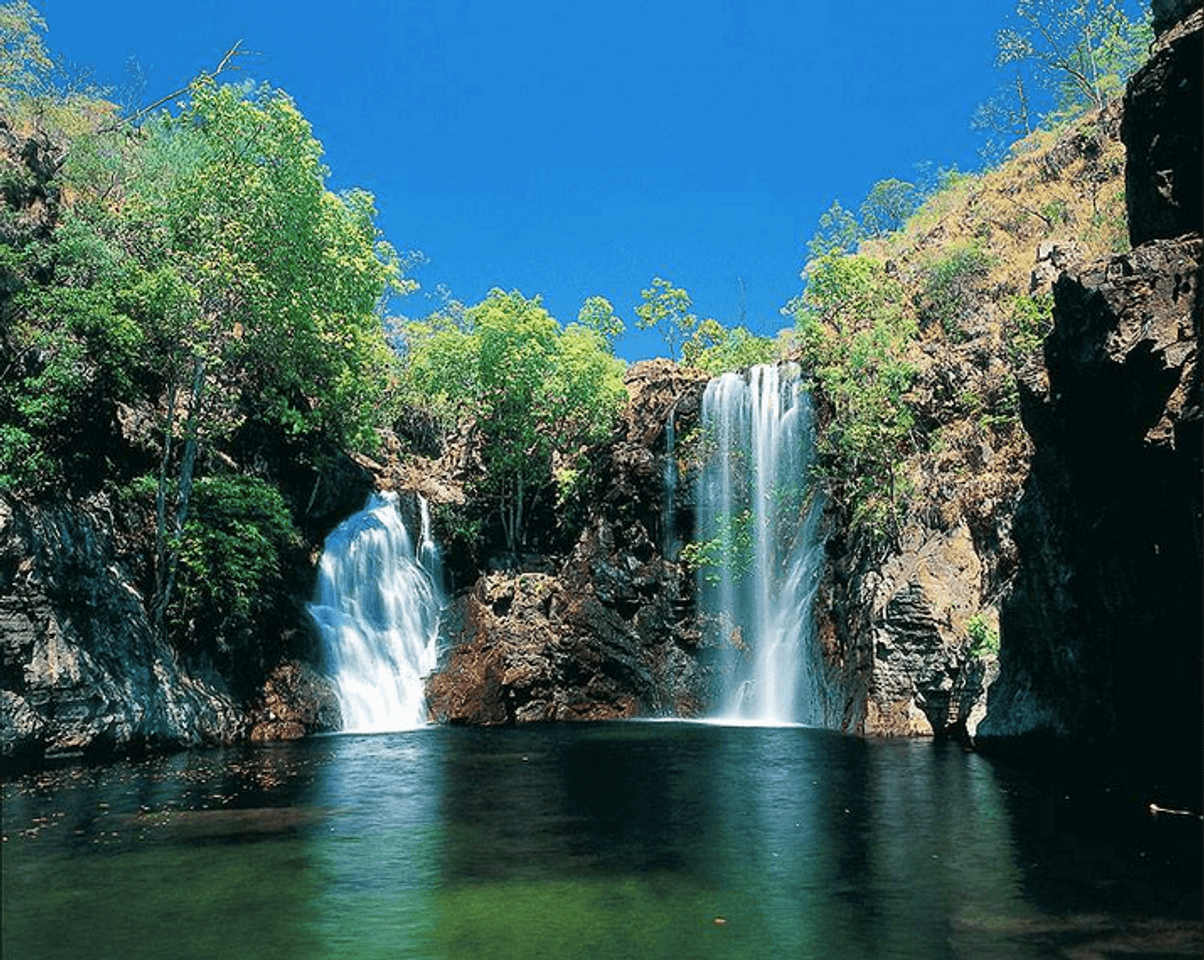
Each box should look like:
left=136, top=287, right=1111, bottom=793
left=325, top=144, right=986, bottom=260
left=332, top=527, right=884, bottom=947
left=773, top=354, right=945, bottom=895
left=424, top=360, right=713, bottom=724
left=977, top=7, right=1202, bottom=773
left=3, top=3, right=1199, bottom=763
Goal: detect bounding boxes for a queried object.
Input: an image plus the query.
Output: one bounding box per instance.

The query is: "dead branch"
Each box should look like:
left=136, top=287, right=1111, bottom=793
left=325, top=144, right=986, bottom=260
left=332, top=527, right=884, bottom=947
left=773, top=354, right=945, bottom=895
left=99, top=41, right=250, bottom=133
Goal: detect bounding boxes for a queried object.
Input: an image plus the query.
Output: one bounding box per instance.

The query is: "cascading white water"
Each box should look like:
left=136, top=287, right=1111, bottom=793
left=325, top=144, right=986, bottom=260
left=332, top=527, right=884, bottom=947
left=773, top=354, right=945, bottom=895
left=308, top=491, right=443, bottom=733
left=695, top=363, right=825, bottom=725
left=663, top=408, right=679, bottom=560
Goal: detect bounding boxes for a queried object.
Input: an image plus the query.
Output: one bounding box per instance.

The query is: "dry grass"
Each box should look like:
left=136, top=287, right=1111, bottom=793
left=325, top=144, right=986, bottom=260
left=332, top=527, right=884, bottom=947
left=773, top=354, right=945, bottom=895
left=855, top=105, right=1128, bottom=548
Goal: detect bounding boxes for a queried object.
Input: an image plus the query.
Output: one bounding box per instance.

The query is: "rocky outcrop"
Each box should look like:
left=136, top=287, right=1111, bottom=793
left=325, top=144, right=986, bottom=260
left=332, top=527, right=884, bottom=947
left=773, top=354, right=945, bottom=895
left=980, top=4, right=1202, bottom=763
left=424, top=360, right=711, bottom=723
left=0, top=495, right=245, bottom=760
left=1122, top=8, right=1203, bottom=247
left=818, top=514, right=1001, bottom=738
left=979, top=237, right=1202, bottom=750
left=247, top=659, right=341, bottom=741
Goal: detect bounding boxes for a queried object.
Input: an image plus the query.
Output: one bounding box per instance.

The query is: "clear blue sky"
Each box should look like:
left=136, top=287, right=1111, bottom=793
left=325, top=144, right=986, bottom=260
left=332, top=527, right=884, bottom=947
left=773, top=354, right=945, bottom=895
left=41, top=1, right=1016, bottom=361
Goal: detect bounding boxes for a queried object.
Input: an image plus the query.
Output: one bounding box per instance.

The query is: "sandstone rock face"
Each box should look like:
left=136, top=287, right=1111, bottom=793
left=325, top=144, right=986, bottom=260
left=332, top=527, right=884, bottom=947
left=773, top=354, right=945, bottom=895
left=819, top=518, right=1000, bottom=738
left=425, top=360, right=712, bottom=724
left=1122, top=8, right=1203, bottom=247
left=980, top=6, right=1202, bottom=762
left=978, top=236, right=1202, bottom=751
left=247, top=660, right=341, bottom=741
left=0, top=495, right=246, bottom=760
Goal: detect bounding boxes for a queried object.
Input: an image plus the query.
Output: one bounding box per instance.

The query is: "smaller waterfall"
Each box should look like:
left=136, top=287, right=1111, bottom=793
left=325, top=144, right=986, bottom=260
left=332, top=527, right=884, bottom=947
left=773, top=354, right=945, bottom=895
left=663, top=408, right=679, bottom=560
left=308, top=492, right=443, bottom=733
left=696, top=363, right=826, bottom=725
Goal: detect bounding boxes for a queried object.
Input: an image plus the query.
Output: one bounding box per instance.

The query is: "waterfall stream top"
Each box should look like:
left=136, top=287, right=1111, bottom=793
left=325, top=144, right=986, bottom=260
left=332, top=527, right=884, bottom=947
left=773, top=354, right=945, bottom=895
left=308, top=492, right=443, bottom=733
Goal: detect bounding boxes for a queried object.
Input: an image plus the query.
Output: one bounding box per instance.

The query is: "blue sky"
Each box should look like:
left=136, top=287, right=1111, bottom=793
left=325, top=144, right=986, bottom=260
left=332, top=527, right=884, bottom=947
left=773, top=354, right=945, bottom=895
left=41, top=1, right=1015, bottom=360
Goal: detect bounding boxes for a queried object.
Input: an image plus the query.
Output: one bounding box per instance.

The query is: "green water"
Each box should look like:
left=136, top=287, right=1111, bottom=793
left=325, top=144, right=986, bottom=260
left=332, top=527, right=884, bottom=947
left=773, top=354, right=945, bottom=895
left=3, top=723, right=1200, bottom=959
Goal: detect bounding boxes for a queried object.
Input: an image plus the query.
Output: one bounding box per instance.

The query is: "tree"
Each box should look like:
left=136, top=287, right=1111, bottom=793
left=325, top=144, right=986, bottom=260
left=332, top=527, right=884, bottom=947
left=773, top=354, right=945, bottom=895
left=806, top=200, right=864, bottom=262
left=681, top=319, right=779, bottom=375
left=399, top=289, right=626, bottom=561
left=793, top=252, right=918, bottom=541
left=576, top=294, right=624, bottom=346
left=635, top=277, right=698, bottom=361
left=976, top=0, right=1151, bottom=149
left=86, top=78, right=407, bottom=628
left=859, top=178, right=920, bottom=238
left=0, top=1, right=51, bottom=113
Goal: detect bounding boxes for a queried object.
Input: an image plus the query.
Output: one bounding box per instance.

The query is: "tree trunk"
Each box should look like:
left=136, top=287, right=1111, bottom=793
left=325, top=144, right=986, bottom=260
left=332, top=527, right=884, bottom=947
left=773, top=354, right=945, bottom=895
left=154, top=355, right=206, bottom=631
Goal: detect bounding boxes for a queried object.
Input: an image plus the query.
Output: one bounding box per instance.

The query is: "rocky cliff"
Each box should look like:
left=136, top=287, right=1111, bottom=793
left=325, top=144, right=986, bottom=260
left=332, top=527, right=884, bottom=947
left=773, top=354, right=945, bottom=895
left=0, top=424, right=367, bottom=762
left=424, top=360, right=712, bottom=723
left=0, top=494, right=244, bottom=759
left=977, top=6, right=1202, bottom=776
left=4, top=5, right=1198, bottom=760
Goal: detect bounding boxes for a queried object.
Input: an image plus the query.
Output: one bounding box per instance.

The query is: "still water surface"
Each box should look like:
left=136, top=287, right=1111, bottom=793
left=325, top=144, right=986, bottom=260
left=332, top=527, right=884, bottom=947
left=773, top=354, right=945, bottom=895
left=3, top=723, right=1200, bottom=959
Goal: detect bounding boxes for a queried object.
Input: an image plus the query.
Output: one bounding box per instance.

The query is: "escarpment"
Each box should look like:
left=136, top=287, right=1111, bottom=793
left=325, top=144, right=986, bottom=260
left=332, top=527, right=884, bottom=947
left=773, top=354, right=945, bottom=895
left=978, top=5, right=1202, bottom=773
left=3, top=3, right=1199, bottom=764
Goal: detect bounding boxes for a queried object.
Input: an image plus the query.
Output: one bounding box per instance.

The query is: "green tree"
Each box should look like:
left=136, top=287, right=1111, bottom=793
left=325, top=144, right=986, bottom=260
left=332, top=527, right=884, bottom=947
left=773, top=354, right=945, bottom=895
left=794, top=252, right=918, bottom=541
left=859, top=178, right=920, bottom=238
left=682, top=318, right=780, bottom=375
left=0, top=1, right=51, bottom=113
left=806, top=199, right=864, bottom=261
left=977, top=0, right=1150, bottom=149
left=72, top=77, right=408, bottom=628
left=399, top=289, right=626, bottom=560
left=635, top=277, right=697, bottom=361
left=576, top=294, right=624, bottom=346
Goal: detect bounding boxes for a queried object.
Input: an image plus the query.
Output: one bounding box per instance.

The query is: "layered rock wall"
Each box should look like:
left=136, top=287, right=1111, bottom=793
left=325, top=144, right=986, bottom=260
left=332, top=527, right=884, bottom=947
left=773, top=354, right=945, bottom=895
left=0, top=495, right=245, bottom=759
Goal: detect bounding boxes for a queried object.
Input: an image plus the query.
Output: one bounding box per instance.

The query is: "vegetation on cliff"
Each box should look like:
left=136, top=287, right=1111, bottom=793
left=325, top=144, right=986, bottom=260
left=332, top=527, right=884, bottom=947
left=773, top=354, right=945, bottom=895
left=786, top=0, right=1149, bottom=554
left=1, top=6, right=410, bottom=652
left=398, top=288, right=626, bottom=559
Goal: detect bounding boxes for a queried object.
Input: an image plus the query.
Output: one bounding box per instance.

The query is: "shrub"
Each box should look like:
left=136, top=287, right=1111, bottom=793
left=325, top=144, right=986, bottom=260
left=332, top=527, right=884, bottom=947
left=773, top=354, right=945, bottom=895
left=921, top=243, right=994, bottom=338
left=967, top=613, right=1000, bottom=657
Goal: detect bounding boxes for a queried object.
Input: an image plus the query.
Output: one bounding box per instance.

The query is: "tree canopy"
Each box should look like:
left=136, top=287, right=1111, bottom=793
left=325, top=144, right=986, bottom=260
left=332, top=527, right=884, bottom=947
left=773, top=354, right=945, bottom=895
left=399, top=289, right=627, bottom=560
left=1, top=17, right=413, bottom=638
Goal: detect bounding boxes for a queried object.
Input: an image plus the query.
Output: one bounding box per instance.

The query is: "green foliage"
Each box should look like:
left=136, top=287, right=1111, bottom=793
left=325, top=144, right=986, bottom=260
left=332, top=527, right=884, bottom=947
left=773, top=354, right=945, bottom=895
left=0, top=1, right=51, bottom=113
left=681, top=319, right=780, bottom=375
left=576, top=295, right=624, bottom=345
left=399, top=289, right=626, bottom=559
left=967, top=613, right=1000, bottom=657
left=859, top=178, right=920, bottom=237
left=174, top=475, right=299, bottom=637
left=807, top=199, right=864, bottom=260
left=0, top=211, right=148, bottom=490
left=681, top=508, right=754, bottom=585
left=794, top=252, right=918, bottom=541
left=1, top=12, right=417, bottom=651
left=122, top=78, right=406, bottom=451
left=1005, top=291, right=1054, bottom=364
left=634, top=277, right=697, bottom=361
left=920, top=242, right=994, bottom=338
left=976, top=0, right=1151, bottom=152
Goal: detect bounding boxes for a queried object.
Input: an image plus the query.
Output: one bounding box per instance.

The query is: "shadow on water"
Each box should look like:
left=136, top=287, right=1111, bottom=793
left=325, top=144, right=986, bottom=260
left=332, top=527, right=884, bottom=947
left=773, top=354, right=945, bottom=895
left=3, top=724, right=1200, bottom=960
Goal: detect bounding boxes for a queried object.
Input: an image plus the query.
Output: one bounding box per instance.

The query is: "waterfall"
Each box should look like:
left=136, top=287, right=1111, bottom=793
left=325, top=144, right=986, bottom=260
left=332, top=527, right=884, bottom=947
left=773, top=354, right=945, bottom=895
left=663, top=408, right=679, bottom=560
left=695, top=363, right=825, bottom=725
left=308, top=491, right=443, bottom=733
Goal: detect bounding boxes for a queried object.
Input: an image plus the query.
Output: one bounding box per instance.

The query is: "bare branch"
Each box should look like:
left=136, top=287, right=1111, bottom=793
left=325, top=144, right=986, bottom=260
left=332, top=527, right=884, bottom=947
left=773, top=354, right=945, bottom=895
left=99, top=40, right=249, bottom=133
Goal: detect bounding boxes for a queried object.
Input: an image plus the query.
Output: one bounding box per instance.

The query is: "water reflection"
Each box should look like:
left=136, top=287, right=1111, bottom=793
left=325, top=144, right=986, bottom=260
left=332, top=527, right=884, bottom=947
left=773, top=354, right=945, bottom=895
left=3, top=725, right=1200, bottom=960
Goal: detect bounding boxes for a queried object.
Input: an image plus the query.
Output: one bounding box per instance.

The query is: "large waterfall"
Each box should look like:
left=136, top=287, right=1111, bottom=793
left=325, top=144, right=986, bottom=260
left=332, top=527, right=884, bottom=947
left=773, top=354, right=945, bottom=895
left=695, top=363, right=825, bottom=725
left=308, top=492, right=443, bottom=733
